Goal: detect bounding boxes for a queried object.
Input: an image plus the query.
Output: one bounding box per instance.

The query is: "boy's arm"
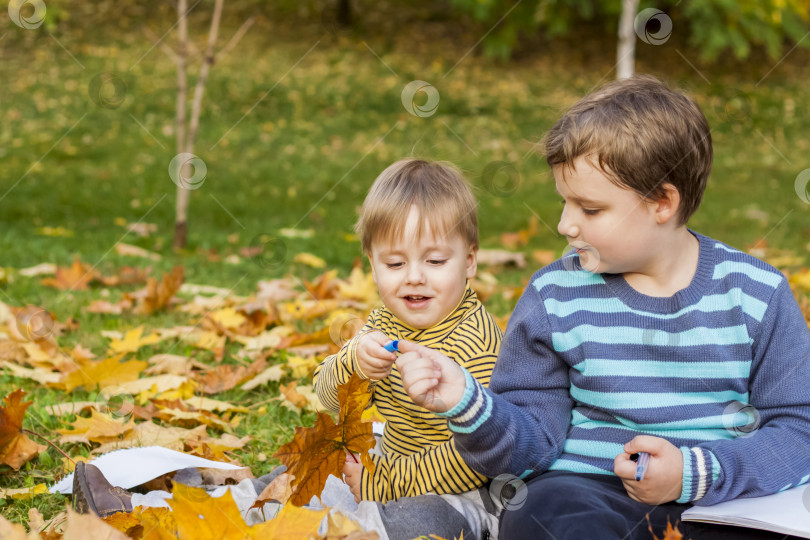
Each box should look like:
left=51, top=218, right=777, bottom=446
left=681, top=279, right=810, bottom=505
left=360, top=436, right=488, bottom=502
left=400, top=285, right=573, bottom=478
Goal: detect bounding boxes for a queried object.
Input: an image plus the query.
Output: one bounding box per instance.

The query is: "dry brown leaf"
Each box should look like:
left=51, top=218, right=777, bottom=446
left=195, top=358, right=267, bottom=394
left=132, top=266, right=184, bottom=314
left=257, top=472, right=293, bottom=505
left=0, top=389, right=46, bottom=470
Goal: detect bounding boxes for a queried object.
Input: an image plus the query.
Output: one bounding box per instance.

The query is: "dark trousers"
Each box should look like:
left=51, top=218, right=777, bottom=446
left=499, top=471, right=800, bottom=540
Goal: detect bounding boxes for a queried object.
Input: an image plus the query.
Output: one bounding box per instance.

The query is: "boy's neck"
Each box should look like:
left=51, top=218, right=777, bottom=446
left=621, top=229, right=701, bottom=298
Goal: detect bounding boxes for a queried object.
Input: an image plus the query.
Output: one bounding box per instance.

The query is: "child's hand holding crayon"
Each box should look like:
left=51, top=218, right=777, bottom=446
left=614, top=435, right=684, bottom=505
left=396, top=339, right=466, bottom=413
left=356, top=331, right=398, bottom=380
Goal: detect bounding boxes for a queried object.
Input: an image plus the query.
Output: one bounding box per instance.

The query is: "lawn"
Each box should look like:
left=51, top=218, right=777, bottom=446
left=1, top=0, right=809, bottom=530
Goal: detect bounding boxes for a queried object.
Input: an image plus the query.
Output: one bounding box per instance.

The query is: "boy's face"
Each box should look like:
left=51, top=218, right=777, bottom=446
left=554, top=156, right=667, bottom=275
left=368, top=206, right=477, bottom=330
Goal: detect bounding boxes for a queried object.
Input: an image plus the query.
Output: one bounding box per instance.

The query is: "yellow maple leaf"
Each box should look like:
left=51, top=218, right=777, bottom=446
left=169, top=484, right=253, bottom=540
left=58, top=354, right=147, bottom=393
left=337, top=265, right=379, bottom=306
left=57, top=409, right=136, bottom=444
left=207, top=307, right=248, bottom=330
left=249, top=504, right=328, bottom=539
left=0, top=483, right=47, bottom=500
left=108, top=326, right=162, bottom=354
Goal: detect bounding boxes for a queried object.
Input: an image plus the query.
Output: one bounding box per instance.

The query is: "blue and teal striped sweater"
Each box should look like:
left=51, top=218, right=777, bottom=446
left=442, top=231, right=810, bottom=505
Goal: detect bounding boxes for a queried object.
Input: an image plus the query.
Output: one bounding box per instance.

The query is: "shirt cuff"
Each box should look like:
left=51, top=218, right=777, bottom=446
left=436, top=369, right=493, bottom=435
left=677, top=446, right=720, bottom=503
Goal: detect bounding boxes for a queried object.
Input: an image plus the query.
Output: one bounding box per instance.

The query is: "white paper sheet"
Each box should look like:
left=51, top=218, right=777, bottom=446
left=50, top=446, right=246, bottom=494
left=682, top=484, right=810, bottom=538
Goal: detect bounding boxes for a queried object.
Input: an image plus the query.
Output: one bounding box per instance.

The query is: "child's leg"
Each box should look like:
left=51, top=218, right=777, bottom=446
left=500, top=471, right=688, bottom=540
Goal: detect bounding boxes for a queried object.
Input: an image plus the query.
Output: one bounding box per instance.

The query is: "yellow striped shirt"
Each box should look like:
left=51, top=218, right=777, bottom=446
left=313, top=284, right=502, bottom=502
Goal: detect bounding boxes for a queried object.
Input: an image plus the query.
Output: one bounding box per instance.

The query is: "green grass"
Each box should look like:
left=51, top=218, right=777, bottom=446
left=2, top=0, right=810, bottom=527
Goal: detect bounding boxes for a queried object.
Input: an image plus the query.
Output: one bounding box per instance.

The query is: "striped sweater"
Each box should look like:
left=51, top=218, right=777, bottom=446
left=441, top=232, right=810, bottom=505
left=314, top=284, right=502, bottom=503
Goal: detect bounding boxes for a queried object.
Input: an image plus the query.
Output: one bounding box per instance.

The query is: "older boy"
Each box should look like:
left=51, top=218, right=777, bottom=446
left=396, top=75, right=810, bottom=539
left=314, top=158, right=502, bottom=539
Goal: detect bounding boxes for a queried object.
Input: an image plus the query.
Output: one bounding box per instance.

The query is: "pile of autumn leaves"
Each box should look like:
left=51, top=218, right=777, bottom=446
left=0, top=258, right=388, bottom=539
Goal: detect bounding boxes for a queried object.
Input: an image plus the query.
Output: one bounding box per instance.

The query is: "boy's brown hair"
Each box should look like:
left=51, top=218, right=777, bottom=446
left=356, top=158, right=479, bottom=254
left=544, top=75, right=712, bottom=226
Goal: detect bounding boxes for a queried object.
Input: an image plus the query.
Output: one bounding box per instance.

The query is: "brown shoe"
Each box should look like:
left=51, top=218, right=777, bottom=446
left=72, top=461, right=133, bottom=517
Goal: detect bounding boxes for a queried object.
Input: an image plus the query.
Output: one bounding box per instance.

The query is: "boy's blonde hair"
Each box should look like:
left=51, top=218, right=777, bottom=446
left=545, top=75, right=713, bottom=226
left=356, top=158, right=479, bottom=254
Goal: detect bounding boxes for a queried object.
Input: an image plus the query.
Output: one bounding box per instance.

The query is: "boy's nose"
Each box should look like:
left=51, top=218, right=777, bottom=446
left=557, top=211, right=580, bottom=239
left=405, top=265, right=426, bottom=285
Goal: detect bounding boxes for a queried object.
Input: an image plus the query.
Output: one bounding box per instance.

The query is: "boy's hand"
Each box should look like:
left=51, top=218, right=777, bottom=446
left=614, top=435, right=684, bottom=504
left=343, top=457, right=363, bottom=503
left=396, top=340, right=466, bottom=413
left=356, top=331, right=398, bottom=380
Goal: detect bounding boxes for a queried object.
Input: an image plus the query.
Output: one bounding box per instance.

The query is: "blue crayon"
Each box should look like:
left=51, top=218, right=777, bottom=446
left=383, top=340, right=399, bottom=352
left=635, top=451, right=651, bottom=481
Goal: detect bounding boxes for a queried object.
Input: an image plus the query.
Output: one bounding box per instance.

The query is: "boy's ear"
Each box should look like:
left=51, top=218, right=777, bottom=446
left=653, top=183, right=681, bottom=225
left=465, top=247, right=478, bottom=280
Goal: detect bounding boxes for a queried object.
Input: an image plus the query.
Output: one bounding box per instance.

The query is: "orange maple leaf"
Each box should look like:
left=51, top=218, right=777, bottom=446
left=40, top=259, right=97, bottom=290
left=0, top=389, right=46, bottom=470
left=648, top=515, right=685, bottom=540
left=274, top=372, right=376, bottom=506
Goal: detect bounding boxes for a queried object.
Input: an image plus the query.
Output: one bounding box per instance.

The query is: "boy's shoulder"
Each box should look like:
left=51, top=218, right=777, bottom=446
left=694, top=231, right=787, bottom=292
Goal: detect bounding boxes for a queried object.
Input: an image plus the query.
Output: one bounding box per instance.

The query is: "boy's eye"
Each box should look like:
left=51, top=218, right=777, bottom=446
left=559, top=198, right=566, bottom=206
left=428, top=260, right=447, bottom=265
left=386, top=262, right=404, bottom=269
left=582, top=208, right=601, bottom=216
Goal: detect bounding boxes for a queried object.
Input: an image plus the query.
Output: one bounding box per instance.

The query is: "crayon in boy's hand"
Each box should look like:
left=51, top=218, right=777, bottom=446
left=634, top=451, right=651, bottom=481
left=383, top=340, right=399, bottom=353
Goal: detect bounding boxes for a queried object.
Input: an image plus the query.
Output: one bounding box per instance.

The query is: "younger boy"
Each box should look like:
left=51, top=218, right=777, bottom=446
left=313, top=158, right=502, bottom=539
left=396, top=75, right=810, bottom=539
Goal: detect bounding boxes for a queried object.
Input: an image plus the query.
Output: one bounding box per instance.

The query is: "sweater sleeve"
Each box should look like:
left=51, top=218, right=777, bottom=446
left=438, top=284, right=573, bottom=478
left=313, top=313, right=381, bottom=412
left=679, top=279, right=810, bottom=505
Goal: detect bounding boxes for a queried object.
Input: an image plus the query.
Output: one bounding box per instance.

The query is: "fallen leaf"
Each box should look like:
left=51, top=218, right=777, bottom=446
left=0, top=515, right=37, bottom=540
left=59, top=354, right=147, bottom=393
left=41, top=259, right=96, bottom=290
left=0, top=389, right=47, bottom=470
left=108, top=326, right=162, bottom=354
left=477, top=249, right=526, bottom=267
left=18, top=262, right=57, bottom=277
left=57, top=409, right=136, bottom=444
left=241, top=364, right=284, bottom=390
left=274, top=373, right=376, bottom=505
left=0, top=483, right=48, bottom=499
left=132, top=266, right=184, bottom=314
left=169, top=483, right=252, bottom=540
left=62, top=506, right=129, bottom=540
left=198, top=466, right=253, bottom=485
left=255, top=472, right=293, bottom=505
left=2, top=362, right=62, bottom=385
left=195, top=358, right=267, bottom=394
left=249, top=504, right=328, bottom=539
left=294, top=252, right=327, bottom=268
left=115, top=243, right=162, bottom=260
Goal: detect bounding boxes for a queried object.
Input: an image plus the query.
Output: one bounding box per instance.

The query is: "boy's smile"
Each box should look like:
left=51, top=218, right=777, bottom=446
left=369, top=206, right=477, bottom=330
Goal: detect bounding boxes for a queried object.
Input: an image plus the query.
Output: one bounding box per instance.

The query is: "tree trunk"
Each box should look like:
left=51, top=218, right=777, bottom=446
left=174, top=0, right=190, bottom=250
left=337, top=0, right=351, bottom=27
left=616, top=0, right=639, bottom=79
